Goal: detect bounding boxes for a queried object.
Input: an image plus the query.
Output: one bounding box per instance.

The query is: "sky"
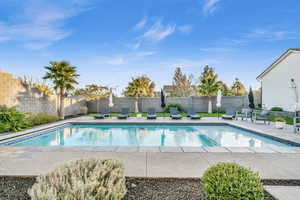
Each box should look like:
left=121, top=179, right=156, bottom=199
left=0, top=0, right=300, bottom=95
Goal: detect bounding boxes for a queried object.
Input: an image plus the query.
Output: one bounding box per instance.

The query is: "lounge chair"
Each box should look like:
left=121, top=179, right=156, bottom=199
left=94, top=108, right=110, bottom=119
left=294, top=113, right=300, bottom=133
left=187, top=108, right=201, bottom=120
left=222, top=108, right=236, bottom=120
left=118, top=108, right=130, bottom=119
left=147, top=108, right=157, bottom=120
left=236, top=108, right=252, bottom=121
left=252, top=110, right=270, bottom=124
left=170, top=107, right=182, bottom=120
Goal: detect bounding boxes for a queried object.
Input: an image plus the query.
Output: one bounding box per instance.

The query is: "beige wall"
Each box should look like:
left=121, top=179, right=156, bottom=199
left=260, top=51, right=300, bottom=111
left=0, top=72, right=86, bottom=116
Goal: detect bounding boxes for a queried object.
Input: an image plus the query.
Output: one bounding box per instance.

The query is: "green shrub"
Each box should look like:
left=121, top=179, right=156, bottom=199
left=164, top=103, right=185, bottom=113
left=275, top=117, right=285, bottom=122
left=270, top=107, right=283, bottom=112
left=0, top=106, right=30, bottom=132
left=202, top=162, right=264, bottom=200
left=29, top=158, right=127, bottom=200
left=255, top=106, right=262, bottom=110
left=213, top=108, right=225, bottom=113
left=27, top=113, right=59, bottom=126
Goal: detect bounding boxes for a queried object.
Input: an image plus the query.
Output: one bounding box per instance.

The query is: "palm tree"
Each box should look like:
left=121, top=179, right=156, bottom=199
left=198, top=65, right=220, bottom=113
left=124, top=75, right=155, bottom=113
left=231, top=78, right=247, bottom=96
left=43, top=61, right=79, bottom=120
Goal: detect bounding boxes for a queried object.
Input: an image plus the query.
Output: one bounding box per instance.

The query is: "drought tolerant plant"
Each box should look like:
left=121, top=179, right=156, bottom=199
left=0, top=106, right=30, bottom=133
left=164, top=103, right=185, bottom=113
left=27, top=113, right=59, bottom=126
left=43, top=61, right=80, bottom=120
left=202, top=162, right=264, bottom=200
left=29, top=158, right=127, bottom=200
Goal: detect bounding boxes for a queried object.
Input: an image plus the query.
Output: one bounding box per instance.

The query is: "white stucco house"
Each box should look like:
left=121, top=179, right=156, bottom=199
left=257, top=48, right=300, bottom=111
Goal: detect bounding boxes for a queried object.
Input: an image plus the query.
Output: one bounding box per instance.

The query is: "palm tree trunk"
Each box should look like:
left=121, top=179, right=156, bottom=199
left=59, top=87, right=65, bottom=120
left=134, top=97, right=139, bottom=113
left=208, top=96, right=212, bottom=114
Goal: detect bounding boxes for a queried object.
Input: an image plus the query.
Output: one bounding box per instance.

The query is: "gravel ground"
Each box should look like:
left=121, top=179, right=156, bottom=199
left=0, top=176, right=282, bottom=200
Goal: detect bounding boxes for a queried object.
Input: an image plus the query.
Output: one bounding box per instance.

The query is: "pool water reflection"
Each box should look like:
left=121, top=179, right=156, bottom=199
left=11, top=124, right=292, bottom=147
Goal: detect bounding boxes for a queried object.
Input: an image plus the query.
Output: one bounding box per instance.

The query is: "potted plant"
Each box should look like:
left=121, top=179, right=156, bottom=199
left=275, top=117, right=286, bottom=129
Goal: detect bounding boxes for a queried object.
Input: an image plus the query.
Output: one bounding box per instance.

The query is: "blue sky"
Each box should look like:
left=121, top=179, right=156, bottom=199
left=1, top=0, right=300, bottom=94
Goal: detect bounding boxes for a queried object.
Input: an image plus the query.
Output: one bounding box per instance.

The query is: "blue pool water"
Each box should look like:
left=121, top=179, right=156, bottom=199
left=7, top=124, right=293, bottom=147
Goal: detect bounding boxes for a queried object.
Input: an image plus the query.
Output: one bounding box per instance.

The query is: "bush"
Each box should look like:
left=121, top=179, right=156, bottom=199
left=27, top=113, right=59, bottom=126
left=270, top=107, right=283, bottom=112
left=275, top=117, right=285, bottom=122
left=213, top=108, right=225, bottom=113
left=164, top=103, right=185, bottom=113
left=202, top=162, right=264, bottom=200
left=0, top=106, right=30, bottom=133
left=29, top=158, right=127, bottom=200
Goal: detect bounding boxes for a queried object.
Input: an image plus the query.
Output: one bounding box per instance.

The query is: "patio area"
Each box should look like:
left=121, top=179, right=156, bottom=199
left=1, top=116, right=300, bottom=180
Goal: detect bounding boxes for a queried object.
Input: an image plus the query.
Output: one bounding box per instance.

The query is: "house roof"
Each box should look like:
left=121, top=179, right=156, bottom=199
left=256, top=48, right=300, bottom=81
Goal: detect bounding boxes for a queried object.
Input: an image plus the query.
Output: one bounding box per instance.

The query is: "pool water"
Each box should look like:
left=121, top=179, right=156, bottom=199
left=7, top=124, right=293, bottom=147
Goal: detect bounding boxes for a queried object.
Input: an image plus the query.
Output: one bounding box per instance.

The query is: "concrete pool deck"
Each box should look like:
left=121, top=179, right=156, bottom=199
left=1, top=116, right=300, bottom=179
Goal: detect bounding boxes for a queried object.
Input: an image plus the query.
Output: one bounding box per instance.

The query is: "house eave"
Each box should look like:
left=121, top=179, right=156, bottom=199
left=256, top=48, right=300, bottom=81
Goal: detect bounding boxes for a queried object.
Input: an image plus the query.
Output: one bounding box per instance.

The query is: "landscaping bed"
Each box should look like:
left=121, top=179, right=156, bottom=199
left=0, top=176, right=279, bottom=200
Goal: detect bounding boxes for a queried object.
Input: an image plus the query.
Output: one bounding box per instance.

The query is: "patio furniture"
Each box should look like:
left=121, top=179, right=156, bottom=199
left=222, top=108, right=236, bottom=120
left=187, top=108, right=201, bottom=120
left=294, top=113, right=300, bottom=133
left=94, top=108, right=110, bottom=119
left=118, top=108, right=130, bottom=119
left=170, top=107, right=182, bottom=120
left=252, top=110, right=270, bottom=124
left=147, top=108, right=157, bottom=120
left=235, top=108, right=252, bottom=121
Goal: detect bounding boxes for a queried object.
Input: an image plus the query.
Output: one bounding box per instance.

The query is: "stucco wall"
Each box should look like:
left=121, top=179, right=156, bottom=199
left=260, top=51, right=300, bottom=111
left=0, top=72, right=86, bottom=116
left=87, top=95, right=252, bottom=113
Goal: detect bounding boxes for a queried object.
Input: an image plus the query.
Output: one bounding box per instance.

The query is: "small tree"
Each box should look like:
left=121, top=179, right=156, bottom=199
left=171, top=67, right=195, bottom=97
left=248, top=87, right=255, bottom=109
left=75, top=84, right=109, bottom=112
left=198, top=65, right=220, bottom=113
left=231, top=78, right=247, bottom=96
left=43, top=61, right=79, bottom=120
left=123, top=75, right=155, bottom=113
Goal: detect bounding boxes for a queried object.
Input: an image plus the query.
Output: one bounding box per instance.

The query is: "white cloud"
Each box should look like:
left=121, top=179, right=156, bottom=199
left=203, top=0, right=221, bottom=15
left=178, top=25, right=193, bottom=35
left=247, top=29, right=293, bottom=41
left=135, top=51, right=156, bottom=57
left=133, top=17, right=147, bottom=30
left=141, top=20, right=175, bottom=41
left=106, top=56, right=124, bottom=65
left=0, top=0, right=93, bottom=49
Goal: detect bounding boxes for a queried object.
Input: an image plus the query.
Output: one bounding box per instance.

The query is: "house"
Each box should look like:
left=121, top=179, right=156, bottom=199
left=257, top=48, right=300, bottom=111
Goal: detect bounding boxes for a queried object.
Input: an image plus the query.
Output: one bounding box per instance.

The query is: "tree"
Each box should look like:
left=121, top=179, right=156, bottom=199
left=171, top=67, right=195, bottom=97
left=198, top=65, right=221, bottom=113
left=231, top=78, right=247, bottom=96
left=75, top=84, right=109, bottom=112
left=217, top=81, right=232, bottom=96
left=248, top=87, right=255, bottom=109
left=123, top=75, right=155, bottom=113
left=43, top=61, right=79, bottom=120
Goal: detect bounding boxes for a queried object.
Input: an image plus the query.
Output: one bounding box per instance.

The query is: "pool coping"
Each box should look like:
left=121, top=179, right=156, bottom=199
left=1, top=117, right=300, bottom=154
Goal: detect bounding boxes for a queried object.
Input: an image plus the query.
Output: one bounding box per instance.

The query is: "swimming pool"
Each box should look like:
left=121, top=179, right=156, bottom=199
left=4, top=124, right=294, bottom=147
